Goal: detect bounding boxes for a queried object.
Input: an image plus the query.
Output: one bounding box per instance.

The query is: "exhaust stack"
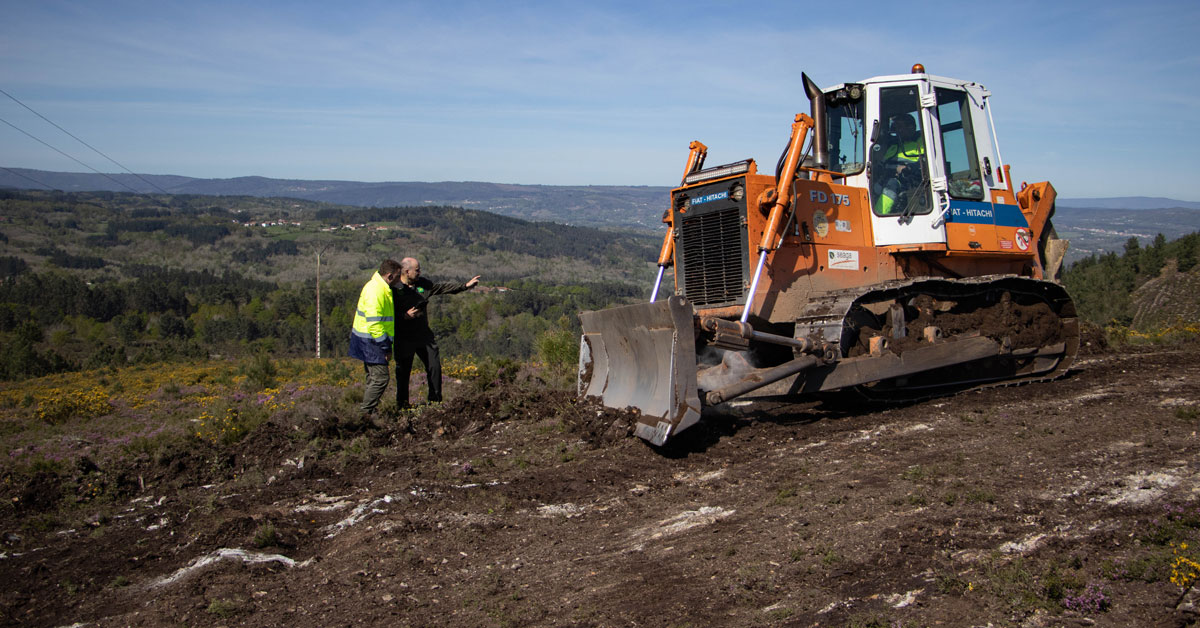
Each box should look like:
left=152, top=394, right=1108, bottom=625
left=802, top=72, right=828, bottom=170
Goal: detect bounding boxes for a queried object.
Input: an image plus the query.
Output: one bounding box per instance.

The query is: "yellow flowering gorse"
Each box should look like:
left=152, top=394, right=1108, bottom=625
left=1109, top=319, right=1200, bottom=344
left=0, top=354, right=484, bottom=460
left=194, top=407, right=245, bottom=444
left=442, top=354, right=480, bottom=379
left=33, top=387, right=112, bottom=424
left=1172, top=542, right=1200, bottom=591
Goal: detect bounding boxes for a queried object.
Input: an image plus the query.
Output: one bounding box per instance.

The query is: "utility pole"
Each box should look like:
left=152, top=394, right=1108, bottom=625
left=315, top=244, right=329, bottom=359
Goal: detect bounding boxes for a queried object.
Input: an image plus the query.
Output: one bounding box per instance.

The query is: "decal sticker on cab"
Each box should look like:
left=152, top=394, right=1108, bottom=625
left=828, top=249, right=859, bottom=271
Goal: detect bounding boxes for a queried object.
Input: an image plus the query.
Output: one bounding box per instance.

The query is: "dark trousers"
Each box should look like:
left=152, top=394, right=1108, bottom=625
left=395, top=340, right=441, bottom=406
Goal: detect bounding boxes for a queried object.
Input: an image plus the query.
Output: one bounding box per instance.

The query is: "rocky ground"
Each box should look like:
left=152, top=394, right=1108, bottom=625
left=4, top=339, right=1200, bottom=627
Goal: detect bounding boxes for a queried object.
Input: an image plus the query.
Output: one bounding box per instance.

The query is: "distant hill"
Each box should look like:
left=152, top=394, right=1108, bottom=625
left=4, top=168, right=1198, bottom=260
left=1058, top=196, right=1200, bottom=210
left=0, top=168, right=671, bottom=231
left=1052, top=207, right=1200, bottom=263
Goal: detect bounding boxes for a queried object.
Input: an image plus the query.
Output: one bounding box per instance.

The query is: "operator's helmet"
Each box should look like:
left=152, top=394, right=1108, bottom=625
left=891, top=113, right=917, bottom=135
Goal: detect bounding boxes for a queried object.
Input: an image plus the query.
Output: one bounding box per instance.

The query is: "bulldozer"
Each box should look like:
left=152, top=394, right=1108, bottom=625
left=578, top=64, right=1077, bottom=446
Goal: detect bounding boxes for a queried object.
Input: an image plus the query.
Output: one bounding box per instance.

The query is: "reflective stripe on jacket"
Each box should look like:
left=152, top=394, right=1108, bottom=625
left=884, top=140, right=925, bottom=163
left=348, top=272, right=395, bottom=364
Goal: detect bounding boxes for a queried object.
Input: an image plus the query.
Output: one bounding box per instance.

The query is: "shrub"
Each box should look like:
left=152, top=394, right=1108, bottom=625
left=252, top=523, right=278, bottom=548
left=193, top=403, right=264, bottom=446
left=1062, top=582, right=1111, bottom=613
left=472, top=356, right=519, bottom=393
left=1172, top=543, right=1200, bottom=600
left=36, top=387, right=112, bottom=424
left=442, top=354, right=480, bottom=379
left=206, top=598, right=243, bottom=618
left=241, top=352, right=278, bottom=391
left=536, top=328, right=578, bottom=370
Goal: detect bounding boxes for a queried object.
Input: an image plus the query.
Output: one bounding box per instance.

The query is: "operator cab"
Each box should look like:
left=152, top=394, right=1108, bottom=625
left=816, top=64, right=1006, bottom=248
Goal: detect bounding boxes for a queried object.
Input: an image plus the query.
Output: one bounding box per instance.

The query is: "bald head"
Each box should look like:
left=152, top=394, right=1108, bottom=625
left=399, top=257, right=421, bottom=285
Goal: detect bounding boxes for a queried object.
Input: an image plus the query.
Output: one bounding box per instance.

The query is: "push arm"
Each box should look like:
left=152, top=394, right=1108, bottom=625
left=650, top=141, right=708, bottom=302
left=757, top=114, right=813, bottom=253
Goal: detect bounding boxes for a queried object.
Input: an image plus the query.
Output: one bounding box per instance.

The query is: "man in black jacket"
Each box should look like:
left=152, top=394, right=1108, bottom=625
left=393, top=257, right=480, bottom=407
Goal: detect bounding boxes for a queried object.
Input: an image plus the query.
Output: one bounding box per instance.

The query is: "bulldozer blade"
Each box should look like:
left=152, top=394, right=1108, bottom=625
left=578, top=295, right=702, bottom=446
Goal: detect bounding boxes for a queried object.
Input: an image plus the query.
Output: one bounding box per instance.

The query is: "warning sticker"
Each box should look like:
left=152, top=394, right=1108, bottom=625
left=1015, top=228, right=1031, bottom=251
left=828, top=249, right=859, bottom=271
left=812, top=210, right=829, bottom=238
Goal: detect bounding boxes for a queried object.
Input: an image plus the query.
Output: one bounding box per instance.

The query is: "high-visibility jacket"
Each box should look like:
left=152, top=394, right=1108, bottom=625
left=877, top=138, right=927, bottom=215
left=348, top=272, right=395, bottom=364
left=884, top=139, right=925, bottom=163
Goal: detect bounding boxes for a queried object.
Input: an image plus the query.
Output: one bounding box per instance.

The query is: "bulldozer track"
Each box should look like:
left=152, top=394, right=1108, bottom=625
left=848, top=354, right=1074, bottom=404
left=796, top=274, right=1079, bottom=402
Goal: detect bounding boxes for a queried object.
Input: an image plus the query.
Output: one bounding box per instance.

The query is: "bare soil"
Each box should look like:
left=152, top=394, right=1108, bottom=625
left=4, top=340, right=1200, bottom=627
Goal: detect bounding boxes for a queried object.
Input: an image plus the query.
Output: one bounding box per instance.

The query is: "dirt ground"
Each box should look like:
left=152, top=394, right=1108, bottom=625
left=4, top=339, right=1200, bottom=627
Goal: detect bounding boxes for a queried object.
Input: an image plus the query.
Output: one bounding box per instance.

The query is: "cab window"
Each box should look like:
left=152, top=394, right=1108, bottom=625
left=870, top=85, right=932, bottom=216
left=934, top=88, right=984, bottom=200
left=826, top=96, right=866, bottom=175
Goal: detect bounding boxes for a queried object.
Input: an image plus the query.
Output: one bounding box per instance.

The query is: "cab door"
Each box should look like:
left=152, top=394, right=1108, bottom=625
left=867, top=81, right=949, bottom=247
left=934, top=84, right=1032, bottom=253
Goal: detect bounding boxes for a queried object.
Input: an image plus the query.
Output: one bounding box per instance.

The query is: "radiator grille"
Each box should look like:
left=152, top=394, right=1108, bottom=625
left=680, top=207, right=745, bottom=306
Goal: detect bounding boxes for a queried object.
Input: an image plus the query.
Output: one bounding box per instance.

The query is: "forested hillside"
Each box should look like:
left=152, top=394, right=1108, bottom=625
left=0, top=190, right=658, bottom=380
left=1061, top=231, right=1200, bottom=329
left=3, top=187, right=1197, bottom=383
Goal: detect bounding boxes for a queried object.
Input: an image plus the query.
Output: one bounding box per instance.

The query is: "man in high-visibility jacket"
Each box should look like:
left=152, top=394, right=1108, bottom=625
left=349, top=259, right=404, bottom=415
left=873, top=113, right=927, bottom=215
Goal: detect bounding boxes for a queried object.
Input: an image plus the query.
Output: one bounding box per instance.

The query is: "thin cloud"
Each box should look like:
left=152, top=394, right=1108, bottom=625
left=0, top=0, right=1197, bottom=196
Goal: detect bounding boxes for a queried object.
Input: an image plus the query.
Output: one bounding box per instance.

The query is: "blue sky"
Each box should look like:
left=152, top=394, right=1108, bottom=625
left=1, top=0, right=1197, bottom=200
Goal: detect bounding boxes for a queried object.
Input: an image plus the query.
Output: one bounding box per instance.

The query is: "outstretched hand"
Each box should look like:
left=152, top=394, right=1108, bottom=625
left=465, top=275, right=481, bottom=289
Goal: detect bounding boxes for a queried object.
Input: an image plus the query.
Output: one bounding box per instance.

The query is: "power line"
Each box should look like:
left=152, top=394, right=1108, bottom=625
left=0, top=115, right=141, bottom=193
left=0, top=87, right=171, bottom=194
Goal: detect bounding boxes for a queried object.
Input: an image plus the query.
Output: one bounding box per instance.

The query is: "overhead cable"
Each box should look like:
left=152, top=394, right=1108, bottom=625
left=0, top=115, right=141, bottom=193
left=0, top=87, right=171, bottom=194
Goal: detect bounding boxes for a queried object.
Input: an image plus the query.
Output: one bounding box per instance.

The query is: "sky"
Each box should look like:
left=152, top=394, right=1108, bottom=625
left=1, top=0, right=1198, bottom=200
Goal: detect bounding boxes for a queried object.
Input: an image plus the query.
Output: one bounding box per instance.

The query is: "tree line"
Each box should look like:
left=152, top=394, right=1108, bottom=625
left=0, top=264, right=641, bottom=381
left=318, top=205, right=655, bottom=263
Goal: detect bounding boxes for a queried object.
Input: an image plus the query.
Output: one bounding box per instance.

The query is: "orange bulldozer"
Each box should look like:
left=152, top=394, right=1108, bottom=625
left=579, top=65, right=1075, bottom=446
